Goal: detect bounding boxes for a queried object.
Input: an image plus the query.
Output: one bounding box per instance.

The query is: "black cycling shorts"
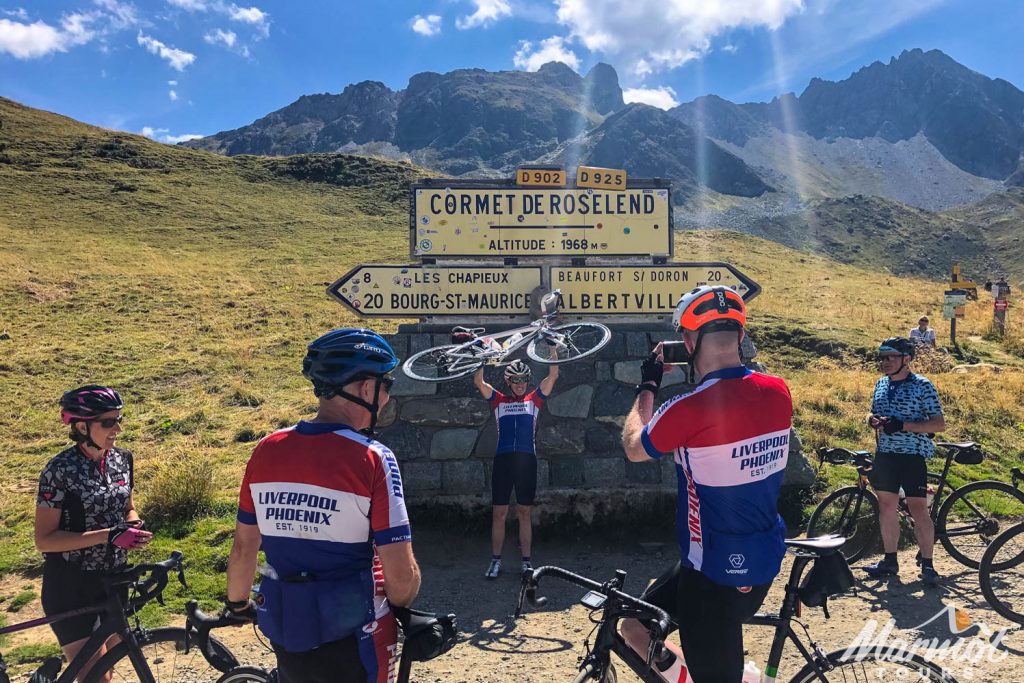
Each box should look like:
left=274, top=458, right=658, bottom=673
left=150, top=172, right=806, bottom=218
left=41, top=558, right=123, bottom=646
left=642, top=563, right=771, bottom=683
left=869, top=451, right=927, bottom=498
left=273, top=636, right=364, bottom=683
left=491, top=452, right=537, bottom=506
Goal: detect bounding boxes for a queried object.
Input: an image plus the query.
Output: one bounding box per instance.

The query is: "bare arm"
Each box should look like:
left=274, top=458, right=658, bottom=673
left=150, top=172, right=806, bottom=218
left=539, top=345, right=559, bottom=396
left=622, top=392, right=656, bottom=462
left=905, top=415, right=945, bottom=434
left=226, top=522, right=262, bottom=603
left=35, top=506, right=110, bottom=553
left=474, top=367, right=494, bottom=399
left=377, top=541, right=421, bottom=607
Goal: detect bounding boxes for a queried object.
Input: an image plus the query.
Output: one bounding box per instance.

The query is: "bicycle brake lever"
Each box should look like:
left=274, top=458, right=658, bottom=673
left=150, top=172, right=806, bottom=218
left=177, top=565, right=188, bottom=590
left=156, top=592, right=165, bottom=607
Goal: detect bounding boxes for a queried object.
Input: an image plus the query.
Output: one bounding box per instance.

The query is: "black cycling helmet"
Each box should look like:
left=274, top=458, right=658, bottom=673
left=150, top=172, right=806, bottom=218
left=879, top=337, right=915, bottom=359
left=60, top=385, right=124, bottom=425
left=303, top=328, right=398, bottom=434
left=503, top=360, right=531, bottom=382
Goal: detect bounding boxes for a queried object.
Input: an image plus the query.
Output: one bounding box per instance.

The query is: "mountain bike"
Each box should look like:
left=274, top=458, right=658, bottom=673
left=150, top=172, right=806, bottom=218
left=978, top=495, right=1024, bottom=625
left=806, top=444, right=1024, bottom=567
left=0, top=552, right=237, bottom=683
left=185, top=600, right=458, bottom=682
left=402, top=289, right=611, bottom=382
left=516, top=537, right=958, bottom=682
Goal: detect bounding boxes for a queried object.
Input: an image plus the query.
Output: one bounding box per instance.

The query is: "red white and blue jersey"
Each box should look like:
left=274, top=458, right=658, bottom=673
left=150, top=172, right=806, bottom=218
left=238, top=420, right=410, bottom=662
left=641, top=367, right=793, bottom=587
left=489, top=389, right=546, bottom=455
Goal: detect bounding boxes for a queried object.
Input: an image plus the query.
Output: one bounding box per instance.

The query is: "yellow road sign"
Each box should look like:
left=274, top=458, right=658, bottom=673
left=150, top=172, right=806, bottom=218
left=516, top=166, right=566, bottom=187
left=327, top=264, right=543, bottom=318
left=551, top=263, right=760, bottom=315
left=576, top=166, right=626, bottom=191
left=412, top=181, right=672, bottom=258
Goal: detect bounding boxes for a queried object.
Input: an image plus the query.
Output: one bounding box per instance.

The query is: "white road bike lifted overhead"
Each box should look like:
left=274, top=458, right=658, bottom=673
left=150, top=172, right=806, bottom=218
left=402, top=290, right=612, bottom=383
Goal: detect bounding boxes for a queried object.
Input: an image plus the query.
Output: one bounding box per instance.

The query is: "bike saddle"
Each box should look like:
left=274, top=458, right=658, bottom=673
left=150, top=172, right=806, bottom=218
left=936, top=441, right=979, bottom=449
left=786, top=535, right=847, bottom=554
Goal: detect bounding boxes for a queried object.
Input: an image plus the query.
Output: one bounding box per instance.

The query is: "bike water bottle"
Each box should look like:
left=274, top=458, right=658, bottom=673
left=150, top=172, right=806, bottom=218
left=898, top=486, right=906, bottom=501
left=504, top=332, right=524, bottom=350
left=740, top=660, right=762, bottom=683
left=654, top=649, right=689, bottom=682
left=482, top=336, right=502, bottom=352
left=926, top=485, right=935, bottom=509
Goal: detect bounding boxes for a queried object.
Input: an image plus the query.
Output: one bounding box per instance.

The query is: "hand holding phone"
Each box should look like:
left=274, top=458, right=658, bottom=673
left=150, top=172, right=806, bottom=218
left=661, top=341, right=690, bottom=365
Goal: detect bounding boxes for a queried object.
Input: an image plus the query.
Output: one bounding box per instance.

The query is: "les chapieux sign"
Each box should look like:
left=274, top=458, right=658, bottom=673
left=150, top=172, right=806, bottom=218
left=410, top=178, right=671, bottom=258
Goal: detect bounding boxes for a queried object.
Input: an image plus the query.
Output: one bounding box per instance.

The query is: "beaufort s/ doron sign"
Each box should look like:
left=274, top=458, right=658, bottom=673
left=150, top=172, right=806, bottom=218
left=411, top=179, right=671, bottom=258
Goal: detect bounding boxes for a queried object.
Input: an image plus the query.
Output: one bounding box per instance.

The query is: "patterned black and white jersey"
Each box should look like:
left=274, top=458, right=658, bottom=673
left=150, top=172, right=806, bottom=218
left=36, top=445, right=134, bottom=571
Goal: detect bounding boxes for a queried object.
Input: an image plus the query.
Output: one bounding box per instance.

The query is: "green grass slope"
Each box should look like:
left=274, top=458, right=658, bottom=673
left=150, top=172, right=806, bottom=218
left=0, top=98, right=1022, bottom=624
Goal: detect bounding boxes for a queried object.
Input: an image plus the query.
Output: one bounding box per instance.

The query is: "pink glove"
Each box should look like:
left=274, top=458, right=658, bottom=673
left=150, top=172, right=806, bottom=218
left=108, top=523, right=152, bottom=549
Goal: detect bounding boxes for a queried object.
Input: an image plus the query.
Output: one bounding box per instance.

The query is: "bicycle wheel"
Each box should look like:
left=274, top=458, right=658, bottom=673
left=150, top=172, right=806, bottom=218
left=403, top=344, right=482, bottom=382
left=527, top=323, right=611, bottom=365
left=935, top=480, right=1024, bottom=569
left=788, top=645, right=955, bottom=682
left=571, top=661, right=617, bottom=683
left=978, top=522, right=1024, bottom=625
left=216, top=667, right=274, bottom=683
left=806, top=487, right=880, bottom=563
left=83, top=627, right=236, bottom=683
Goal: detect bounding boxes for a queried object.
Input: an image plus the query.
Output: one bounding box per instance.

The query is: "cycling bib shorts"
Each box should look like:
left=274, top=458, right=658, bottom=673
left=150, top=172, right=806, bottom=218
left=491, top=451, right=537, bottom=506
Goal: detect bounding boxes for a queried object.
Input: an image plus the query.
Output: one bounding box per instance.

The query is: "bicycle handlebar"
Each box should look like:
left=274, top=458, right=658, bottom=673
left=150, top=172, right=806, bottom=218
left=105, top=551, right=187, bottom=611
left=184, top=600, right=245, bottom=673
left=518, top=566, right=673, bottom=643
left=816, top=447, right=873, bottom=468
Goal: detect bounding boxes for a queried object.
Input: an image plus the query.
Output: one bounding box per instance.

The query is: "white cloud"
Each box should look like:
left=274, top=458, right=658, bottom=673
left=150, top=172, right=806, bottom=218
left=623, top=85, right=679, bottom=110
left=168, top=79, right=177, bottom=85
left=721, top=43, right=738, bottom=53
left=204, top=27, right=236, bottom=47
left=411, top=14, right=441, bottom=36
left=166, top=0, right=208, bottom=9
left=93, top=0, right=139, bottom=30
left=2, top=8, right=29, bottom=20
left=140, top=126, right=203, bottom=144
left=0, top=2, right=139, bottom=60
left=228, top=4, right=269, bottom=36
left=456, top=0, right=511, bottom=29
left=555, top=0, right=804, bottom=75
left=513, top=35, right=579, bottom=72
left=137, top=32, right=196, bottom=71
left=169, top=89, right=178, bottom=100
left=0, top=18, right=63, bottom=58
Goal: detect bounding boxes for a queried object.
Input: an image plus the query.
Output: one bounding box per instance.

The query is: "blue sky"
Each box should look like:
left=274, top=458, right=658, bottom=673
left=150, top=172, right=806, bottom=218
left=1, top=0, right=1022, bottom=144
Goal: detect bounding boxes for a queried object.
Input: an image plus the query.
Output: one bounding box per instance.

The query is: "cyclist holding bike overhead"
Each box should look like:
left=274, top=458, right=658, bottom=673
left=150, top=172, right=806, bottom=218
left=36, top=385, right=152, bottom=682
left=474, top=349, right=558, bottom=579
left=863, top=337, right=945, bottom=585
left=621, top=286, right=793, bottom=683
left=225, top=328, right=421, bottom=683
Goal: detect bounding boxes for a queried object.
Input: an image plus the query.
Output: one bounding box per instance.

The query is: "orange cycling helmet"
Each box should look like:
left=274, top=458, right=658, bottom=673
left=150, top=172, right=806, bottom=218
left=672, top=285, right=746, bottom=333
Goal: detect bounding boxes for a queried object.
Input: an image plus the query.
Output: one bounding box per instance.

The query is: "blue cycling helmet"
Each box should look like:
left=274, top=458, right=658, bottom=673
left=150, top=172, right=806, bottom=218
left=303, top=328, right=398, bottom=395
left=879, top=337, right=915, bottom=359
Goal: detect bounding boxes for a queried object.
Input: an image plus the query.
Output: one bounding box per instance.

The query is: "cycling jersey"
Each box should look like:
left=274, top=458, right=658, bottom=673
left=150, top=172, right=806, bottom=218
left=641, top=366, right=792, bottom=587
left=36, top=445, right=134, bottom=571
left=871, top=373, right=942, bottom=457
left=489, top=389, right=546, bottom=455
left=238, top=420, right=410, bottom=672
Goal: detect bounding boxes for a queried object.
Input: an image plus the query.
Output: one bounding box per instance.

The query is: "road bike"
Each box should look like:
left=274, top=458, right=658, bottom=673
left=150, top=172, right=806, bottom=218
left=978, top=511, right=1024, bottom=625
left=516, top=537, right=958, bottom=682
left=0, top=552, right=236, bottom=683
left=185, top=600, right=457, bottom=683
left=402, top=289, right=611, bottom=382
left=806, top=444, right=1024, bottom=567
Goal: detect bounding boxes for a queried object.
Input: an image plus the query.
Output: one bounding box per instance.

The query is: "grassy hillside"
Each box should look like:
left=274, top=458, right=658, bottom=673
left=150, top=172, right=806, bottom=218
left=1, top=97, right=1022, bottom=627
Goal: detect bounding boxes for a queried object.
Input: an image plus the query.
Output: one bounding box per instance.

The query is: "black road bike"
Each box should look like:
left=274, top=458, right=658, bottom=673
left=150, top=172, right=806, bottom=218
left=978, top=505, right=1024, bottom=625
left=516, top=537, right=958, bottom=682
left=806, top=444, right=1024, bottom=567
left=0, top=552, right=236, bottom=683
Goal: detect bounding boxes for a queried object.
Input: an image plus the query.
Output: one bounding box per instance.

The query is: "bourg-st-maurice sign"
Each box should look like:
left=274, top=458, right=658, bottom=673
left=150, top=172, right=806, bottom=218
left=410, top=180, right=671, bottom=258
left=327, top=264, right=543, bottom=317
left=551, top=263, right=761, bottom=315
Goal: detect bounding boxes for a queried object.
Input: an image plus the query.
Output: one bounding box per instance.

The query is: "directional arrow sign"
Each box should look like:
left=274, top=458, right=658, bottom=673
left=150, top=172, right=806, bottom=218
left=550, top=263, right=761, bottom=316
left=328, top=264, right=543, bottom=318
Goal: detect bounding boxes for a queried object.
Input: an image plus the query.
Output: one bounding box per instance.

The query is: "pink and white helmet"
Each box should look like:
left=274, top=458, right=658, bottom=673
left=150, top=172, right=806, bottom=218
left=59, top=385, right=124, bottom=424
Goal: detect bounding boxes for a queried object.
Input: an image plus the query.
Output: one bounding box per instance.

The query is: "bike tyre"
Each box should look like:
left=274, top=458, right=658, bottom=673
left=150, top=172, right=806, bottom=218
left=787, top=645, right=956, bottom=682
left=217, top=666, right=274, bottom=683
left=570, top=661, right=617, bottom=683
left=403, top=344, right=482, bottom=382
left=83, top=626, right=236, bottom=683
left=527, top=323, right=611, bottom=365
left=978, top=522, right=1024, bottom=625
left=936, top=480, right=1024, bottom=569
left=806, top=486, right=880, bottom=563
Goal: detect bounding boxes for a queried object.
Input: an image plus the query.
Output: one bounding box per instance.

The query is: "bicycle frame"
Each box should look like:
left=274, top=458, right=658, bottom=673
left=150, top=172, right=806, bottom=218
left=443, top=298, right=567, bottom=371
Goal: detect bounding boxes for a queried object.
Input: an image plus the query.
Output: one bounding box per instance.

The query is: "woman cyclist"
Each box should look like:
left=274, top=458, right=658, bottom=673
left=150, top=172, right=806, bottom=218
left=35, top=385, right=152, bottom=681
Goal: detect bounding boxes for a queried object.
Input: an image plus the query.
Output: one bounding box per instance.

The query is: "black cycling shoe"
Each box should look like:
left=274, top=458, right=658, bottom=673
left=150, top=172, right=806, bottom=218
left=921, top=565, right=941, bottom=586
left=862, top=560, right=899, bottom=577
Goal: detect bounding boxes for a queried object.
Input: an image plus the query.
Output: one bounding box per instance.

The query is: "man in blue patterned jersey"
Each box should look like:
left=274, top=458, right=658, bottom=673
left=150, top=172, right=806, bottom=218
left=863, top=337, right=945, bottom=586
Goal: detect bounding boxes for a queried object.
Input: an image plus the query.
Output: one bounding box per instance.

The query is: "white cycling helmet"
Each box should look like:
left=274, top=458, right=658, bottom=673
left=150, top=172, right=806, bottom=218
left=504, top=360, right=531, bottom=382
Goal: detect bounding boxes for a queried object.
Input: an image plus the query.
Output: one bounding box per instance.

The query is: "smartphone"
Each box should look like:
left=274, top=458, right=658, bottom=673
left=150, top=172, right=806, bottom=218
left=580, top=590, right=607, bottom=609
left=661, top=341, right=690, bottom=365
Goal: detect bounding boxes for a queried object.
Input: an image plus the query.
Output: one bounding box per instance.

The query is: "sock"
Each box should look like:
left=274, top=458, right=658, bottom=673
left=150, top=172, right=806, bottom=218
left=920, top=557, right=934, bottom=569
left=492, top=554, right=501, bottom=561
left=522, top=556, right=530, bottom=563
left=884, top=552, right=898, bottom=566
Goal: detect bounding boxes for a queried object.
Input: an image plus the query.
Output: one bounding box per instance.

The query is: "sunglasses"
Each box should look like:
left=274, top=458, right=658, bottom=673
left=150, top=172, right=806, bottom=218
left=93, top=415, right=124, bottom=429
left=508, top=377, right=529, bottom=384
left=877, top=354, right=903, bottom=361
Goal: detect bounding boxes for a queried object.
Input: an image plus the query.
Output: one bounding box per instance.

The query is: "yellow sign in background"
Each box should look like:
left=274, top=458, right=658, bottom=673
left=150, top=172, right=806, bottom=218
left=327, top=265, right=543, bottom=317
left=551, top=264, right=759, bottom=315
left=412, top=186, right=671, bottom=257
